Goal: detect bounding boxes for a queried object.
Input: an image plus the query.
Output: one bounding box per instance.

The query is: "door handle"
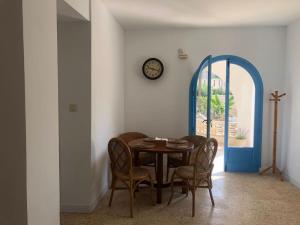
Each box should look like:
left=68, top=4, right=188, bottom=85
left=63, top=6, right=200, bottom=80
left=202, top=119, right=213, bottom=127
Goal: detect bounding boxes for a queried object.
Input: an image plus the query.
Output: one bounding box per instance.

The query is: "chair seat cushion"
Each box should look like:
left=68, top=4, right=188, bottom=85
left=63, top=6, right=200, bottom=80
left=175, top=166, right=207, bottom=179
left=116, top=167, right=150, bottom=180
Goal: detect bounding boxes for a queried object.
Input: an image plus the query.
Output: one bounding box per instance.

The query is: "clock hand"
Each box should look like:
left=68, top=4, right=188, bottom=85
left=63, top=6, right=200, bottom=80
left=146, top=65, right=154, bottom=71
left=148, top=66, right=159, bottom=72
left=146, top=65, right=158, bottom=72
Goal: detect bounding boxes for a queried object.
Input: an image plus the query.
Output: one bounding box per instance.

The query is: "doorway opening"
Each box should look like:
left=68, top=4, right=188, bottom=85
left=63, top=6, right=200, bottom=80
left=189, top=55, right=263, bottom=173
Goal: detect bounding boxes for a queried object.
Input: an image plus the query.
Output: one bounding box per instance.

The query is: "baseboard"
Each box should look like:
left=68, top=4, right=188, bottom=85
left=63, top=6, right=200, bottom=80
left=283, top=171, right=300, bottom=188
left=89, top=184, right=108, bottom=212
left=60, top=185, right=109, bottom=213
left=61, top=203, right=92, bottom=213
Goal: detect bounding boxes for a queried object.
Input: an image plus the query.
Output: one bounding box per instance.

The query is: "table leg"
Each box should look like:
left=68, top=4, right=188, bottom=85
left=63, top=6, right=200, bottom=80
left=156, top=153, right=163, bottom=204
left=134, top=151, right=139, bottom=166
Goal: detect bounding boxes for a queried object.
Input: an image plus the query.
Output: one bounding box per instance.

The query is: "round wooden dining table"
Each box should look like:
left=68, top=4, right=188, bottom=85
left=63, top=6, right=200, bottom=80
left=128, top=138, right=194, bottom=204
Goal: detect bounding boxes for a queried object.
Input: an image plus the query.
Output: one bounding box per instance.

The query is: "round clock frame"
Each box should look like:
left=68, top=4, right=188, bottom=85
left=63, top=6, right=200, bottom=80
left=142, top=58, right=164, bottom=80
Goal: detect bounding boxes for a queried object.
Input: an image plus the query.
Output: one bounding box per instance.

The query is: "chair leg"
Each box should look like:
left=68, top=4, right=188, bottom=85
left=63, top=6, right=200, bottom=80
left=167, top=172, right=176, bottom=205
left=108, top=177, right=116, bottom=207
left=191, top=187, right=196, bottom=217
left=129, top=182, right=134, bottom=218
left=185, top=180, right=189, bottom=197
left=208, top=188, right=215, bottom=206
left=208, top=178, right=215, bottom=206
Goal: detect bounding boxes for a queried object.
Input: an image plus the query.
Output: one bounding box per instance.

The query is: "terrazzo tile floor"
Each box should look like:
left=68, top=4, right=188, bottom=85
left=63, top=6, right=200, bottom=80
left=61, top=171, right=300, bottom=225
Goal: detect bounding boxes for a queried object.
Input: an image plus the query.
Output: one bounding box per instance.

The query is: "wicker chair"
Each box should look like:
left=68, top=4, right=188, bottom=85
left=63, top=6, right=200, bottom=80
left=118, top=132, right=156, bottom=169
left=166, top=135, right=207, bottom=181
left=168, top=138, right=218, bottom=217
left=108, top=138, right=154, bottom=217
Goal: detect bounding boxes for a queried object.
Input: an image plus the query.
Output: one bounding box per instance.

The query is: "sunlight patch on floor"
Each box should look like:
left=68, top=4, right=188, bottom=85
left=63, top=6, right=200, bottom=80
left=212, top=148, right=224, bottom=175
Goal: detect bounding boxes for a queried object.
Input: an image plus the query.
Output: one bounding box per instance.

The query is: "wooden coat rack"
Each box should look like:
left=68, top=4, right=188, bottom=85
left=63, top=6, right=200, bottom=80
left=260, top=91, right=286, bottom=181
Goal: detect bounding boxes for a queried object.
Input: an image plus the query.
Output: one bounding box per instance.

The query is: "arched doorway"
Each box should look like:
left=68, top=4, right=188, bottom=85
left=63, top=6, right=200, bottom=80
left=189, top=55, right=263, bottom=172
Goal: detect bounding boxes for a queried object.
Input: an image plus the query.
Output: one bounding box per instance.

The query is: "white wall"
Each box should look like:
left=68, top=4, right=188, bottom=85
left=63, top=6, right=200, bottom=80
left=125, top=27, right=286, bottom=167
left=57, top=0, right=125, bottom=212
left=283, top=18, right=300, bottom=187
left=23, top=0, right=60, bottom=224
left=58, top=22, right=91, bottom=211
left=90, top=0, right=125, bottom=206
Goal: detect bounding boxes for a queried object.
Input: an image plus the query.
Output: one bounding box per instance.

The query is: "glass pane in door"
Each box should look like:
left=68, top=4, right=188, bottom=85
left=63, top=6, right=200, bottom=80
left=196, top=70, right=208, bottom=137
left=209, top=61, right=227, bottom=150
left=196, top=60, right=227, bottom=147
left=228, top=64, right=255, bottom=148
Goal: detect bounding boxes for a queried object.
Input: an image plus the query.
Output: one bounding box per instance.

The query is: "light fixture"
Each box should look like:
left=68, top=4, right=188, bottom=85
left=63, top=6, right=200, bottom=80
left=178, top=48, right=188, bottom=59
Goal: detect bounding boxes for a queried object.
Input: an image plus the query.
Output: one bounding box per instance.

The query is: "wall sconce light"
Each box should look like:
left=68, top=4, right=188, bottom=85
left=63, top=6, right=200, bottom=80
left=178, top=48, right=188, bottom=59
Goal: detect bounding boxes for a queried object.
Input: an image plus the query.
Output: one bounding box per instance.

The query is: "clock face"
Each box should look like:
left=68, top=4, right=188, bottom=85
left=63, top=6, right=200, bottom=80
left=142, top=58, right=164, bottom=80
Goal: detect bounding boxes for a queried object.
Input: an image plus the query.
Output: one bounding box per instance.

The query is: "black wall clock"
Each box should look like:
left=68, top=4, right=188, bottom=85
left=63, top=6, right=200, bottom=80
left=142, top=58, right=164, bottom=80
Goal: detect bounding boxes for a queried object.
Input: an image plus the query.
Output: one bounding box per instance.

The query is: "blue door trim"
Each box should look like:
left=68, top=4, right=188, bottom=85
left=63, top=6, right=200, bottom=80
left=189, top=55, right=264, bottom=172
left=224, top=59, right=230, bottom=170
left=207, top=57, right=212, bottom=137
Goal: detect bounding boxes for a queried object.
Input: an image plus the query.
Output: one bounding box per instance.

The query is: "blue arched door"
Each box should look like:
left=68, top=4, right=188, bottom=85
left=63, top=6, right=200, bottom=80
left=189, top=55, right=263, bottom=172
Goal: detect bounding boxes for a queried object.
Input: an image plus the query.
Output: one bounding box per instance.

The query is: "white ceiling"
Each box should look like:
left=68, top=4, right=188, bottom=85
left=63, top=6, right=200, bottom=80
left=103, top=0, right=300, bottom=29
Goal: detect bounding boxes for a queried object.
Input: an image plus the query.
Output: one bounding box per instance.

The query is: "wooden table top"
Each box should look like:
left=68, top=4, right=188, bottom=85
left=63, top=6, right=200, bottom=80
left=128, top=138, right=194, bottom=153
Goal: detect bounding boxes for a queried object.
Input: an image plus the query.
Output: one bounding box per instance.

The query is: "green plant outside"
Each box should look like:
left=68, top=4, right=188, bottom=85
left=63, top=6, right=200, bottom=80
left=198, top=92, right=234, bottom=119
left=235, top=128, right=248, bottom=140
